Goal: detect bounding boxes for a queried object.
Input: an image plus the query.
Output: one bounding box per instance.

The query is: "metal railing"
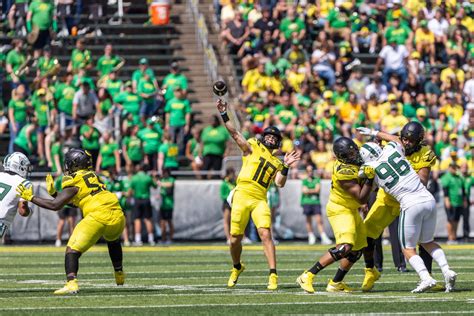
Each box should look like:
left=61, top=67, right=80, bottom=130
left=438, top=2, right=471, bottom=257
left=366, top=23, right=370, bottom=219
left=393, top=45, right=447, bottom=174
left=187, top=0, right=219, bottom=84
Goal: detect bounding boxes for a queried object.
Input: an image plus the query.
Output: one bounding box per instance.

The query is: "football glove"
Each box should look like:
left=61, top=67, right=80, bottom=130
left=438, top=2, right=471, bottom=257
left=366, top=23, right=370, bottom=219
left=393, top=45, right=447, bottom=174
left=359, top=165, right=375, bottom=179
left=46, top=174, right=56, bottom=196
left=16, top=183, right=34, bottom=202
left=356, top=127, right=379, bottom=137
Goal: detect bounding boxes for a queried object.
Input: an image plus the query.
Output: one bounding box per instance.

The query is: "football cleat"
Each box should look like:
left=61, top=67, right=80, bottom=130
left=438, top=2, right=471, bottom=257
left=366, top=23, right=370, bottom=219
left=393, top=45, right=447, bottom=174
left=296, top=271, right=315, bottom=293
left=54, top=279, right=79, bottom=295
left=411, top=277, right=437, bottom=293
left=115, top=270, right=125, bottom=286
left=267, top=273, right=278, bottom=290
left=444, top=270, right=457, bottom=293
left=227, top=263, right=245, bottom=288
left=326, top=279, right=353, bottom=293
left=361, top=267, right=381, bottom=292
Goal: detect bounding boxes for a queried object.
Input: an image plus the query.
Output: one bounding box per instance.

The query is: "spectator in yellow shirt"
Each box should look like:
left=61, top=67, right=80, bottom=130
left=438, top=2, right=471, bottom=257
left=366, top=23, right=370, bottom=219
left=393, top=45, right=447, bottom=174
left=381, top=104, right=408, bottom=134
left=367, top=94, right=383, bottom=128
left=315, top=90, right=334, bottom=118
left=241, top=62, right=268, bottom=96
left=439, top=151, right=468, bottom=172
left=381, top=93, right=403, bottom=116
left=439, top=95, right=464, bottom=123
left=415, top=20, right=435, bottom=64
left=340, top=93, right=361, bottom=137
left=441, top=58, right=465, bottom=86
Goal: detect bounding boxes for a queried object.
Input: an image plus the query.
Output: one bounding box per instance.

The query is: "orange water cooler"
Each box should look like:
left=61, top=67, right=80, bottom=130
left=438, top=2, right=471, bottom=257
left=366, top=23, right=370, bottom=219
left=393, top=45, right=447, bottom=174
left=150, top=0, right=171, bottom=25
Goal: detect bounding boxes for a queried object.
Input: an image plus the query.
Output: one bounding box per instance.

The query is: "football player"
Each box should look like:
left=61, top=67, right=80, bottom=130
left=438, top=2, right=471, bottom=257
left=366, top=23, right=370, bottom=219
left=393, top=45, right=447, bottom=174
left=297, top=137, right=373, bottom=293
left=216, top=99, right=300, bottom=290
left=357, top=122, right=437, bottom=291
left=0, top=153, right=33, bottom=239
left=358, top=130, right=457, bottom=293
left=16, top=149, right=126, bottom=295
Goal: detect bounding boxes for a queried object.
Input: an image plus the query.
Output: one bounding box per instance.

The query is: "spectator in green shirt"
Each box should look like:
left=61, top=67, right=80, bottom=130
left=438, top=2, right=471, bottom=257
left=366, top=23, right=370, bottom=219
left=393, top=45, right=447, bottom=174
left=35, top=46, right=59, bottom=79
left=129, top=163, right=157, bottom=246
left=274, top=92, right=298, bottom=133
left=138, top=118, right=162, bottom=171
left=50, top=135, right=64, bottom=175
left=201, top=115, right=230, bottom=178
left=165, top=87, right=191, bottom=152
left=5, top=39, right=27, bottom=88
left=54, top=73, right=76, bottom=128
left=96, top=131, right=121, bottom=175
left=384, top=17, right=412, bottom=47
left=79, top=116, right=101, bottom=166
left=67, top=38, right=92, bottom=73
left=103, top=71, right=123, bottom=99
left=162, top=62, right=188, bottom=101
left=132, top=58, right=159, bottom=94
left=27, top=0, right=56, bottom=51
left=159, top=168, right=175, bottom=244
left=158, top=133, right=179, bottom=175
left=122, top=125, right=143, bottom=172
left=300, top=164, right=332, bottom=245
left=96, top=44, right=123, bottom=78
left=138, top=72, right=159, bottom=122
left=115, top=82, right=141, bottom=118
left=351, top=11, right=378, bottom=54
left=441, top=163, right=468, bottom=244
left=185, top=127, right=203, bottom=179
left=14, top=118, right=38, bottom=156
left=325, top=6, right=351, bottom=41
left=220, top=167, right=236, bottom=243
left=33, top=88, right=55, bottom=166
left=279, top=6, right=305, bottom=42
left=8, top=84, right=29, bottom=153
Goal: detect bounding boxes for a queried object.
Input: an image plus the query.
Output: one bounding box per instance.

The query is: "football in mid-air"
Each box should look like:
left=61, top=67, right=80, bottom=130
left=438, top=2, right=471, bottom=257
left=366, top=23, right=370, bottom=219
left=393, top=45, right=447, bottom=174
left=213, top=81, right=227, bottom=96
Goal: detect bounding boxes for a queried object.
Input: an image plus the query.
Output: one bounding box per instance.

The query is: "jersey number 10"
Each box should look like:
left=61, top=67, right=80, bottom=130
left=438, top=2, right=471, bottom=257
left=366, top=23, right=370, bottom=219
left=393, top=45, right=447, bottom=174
left=253, top=157, right=277, bottom=188
left=375, top=151, right=410, bottom=189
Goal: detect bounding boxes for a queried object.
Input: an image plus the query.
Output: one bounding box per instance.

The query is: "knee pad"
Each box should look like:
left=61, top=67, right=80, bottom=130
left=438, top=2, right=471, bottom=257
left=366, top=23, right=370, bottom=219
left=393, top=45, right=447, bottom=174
left=329, top=245, right=350, bottom=261
left=345, top=250, right=362, bottom=263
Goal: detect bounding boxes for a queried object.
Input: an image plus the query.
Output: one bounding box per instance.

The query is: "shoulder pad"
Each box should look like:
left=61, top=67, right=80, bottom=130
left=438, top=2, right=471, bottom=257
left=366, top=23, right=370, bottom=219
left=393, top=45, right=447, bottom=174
left=61, top=175, right=76, bottom=189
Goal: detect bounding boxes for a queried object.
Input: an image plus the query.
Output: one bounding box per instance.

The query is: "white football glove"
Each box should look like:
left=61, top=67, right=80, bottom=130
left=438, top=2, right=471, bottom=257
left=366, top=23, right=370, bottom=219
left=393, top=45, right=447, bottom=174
left=356, top=127, right=379, bottom=137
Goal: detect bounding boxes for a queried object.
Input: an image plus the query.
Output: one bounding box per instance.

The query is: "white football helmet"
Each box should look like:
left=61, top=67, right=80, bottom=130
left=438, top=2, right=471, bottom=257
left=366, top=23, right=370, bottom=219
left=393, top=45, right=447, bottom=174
left=3, top=152, right=32, bottom=178
left=360, top=142, right=382, bottom=163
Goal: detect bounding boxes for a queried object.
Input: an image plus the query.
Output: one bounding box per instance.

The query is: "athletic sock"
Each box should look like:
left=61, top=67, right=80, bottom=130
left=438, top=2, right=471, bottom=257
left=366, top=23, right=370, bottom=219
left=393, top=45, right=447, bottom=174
left=135, top=233, right=141, bottom=243
left=333, top=268, right=348, bottom=282
left=408, top=255, right=431, bottom=281
left=148, top=233, right=154, bottom=243
left=308, top=262, right=324, bottom=275
left=269, top=269, right=277, bottom=275
left=233, top=263, right=242, bottom=270
left=65, top=252, right=81, bottom=281
left=107, top=240, right=123, bottom=272
left=419, top=245, right=433, bottom=274
left=430, top=248, right=450, bottom=275
left=364, top=238, right=375, bottom=268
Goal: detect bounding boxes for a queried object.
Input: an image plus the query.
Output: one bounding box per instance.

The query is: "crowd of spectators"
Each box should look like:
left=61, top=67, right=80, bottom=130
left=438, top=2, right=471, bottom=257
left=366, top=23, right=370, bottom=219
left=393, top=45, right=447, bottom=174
left=216, top=0, right=473, bottom=183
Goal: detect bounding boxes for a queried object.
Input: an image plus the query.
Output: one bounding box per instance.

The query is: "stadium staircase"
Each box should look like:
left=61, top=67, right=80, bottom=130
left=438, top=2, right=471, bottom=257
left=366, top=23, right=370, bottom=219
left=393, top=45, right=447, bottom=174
left=0, top=0, right=235, bottom=162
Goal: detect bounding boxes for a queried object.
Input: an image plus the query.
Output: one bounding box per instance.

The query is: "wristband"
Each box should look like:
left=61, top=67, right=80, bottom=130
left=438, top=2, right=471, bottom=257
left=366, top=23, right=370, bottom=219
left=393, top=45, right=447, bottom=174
left=26, top=20, right=32, bottom=33
left=281, top=165, right=289, bottom=176
left=220, top=111, right=230, bottom=122
left=52, top=20, right=58, bottom=32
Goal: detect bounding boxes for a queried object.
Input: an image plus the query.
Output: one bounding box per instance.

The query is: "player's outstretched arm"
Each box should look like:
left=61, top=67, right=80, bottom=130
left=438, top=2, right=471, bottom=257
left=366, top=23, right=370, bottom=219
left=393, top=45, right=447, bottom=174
left=356, top=127, right=401, bottom=144
left=216, top=99, right=252, bottom=156
left=16, top=183, right=78, bottom=211
left=275, top=150, right=301, bottom=187
left=340, top=179, right=374, bottom=205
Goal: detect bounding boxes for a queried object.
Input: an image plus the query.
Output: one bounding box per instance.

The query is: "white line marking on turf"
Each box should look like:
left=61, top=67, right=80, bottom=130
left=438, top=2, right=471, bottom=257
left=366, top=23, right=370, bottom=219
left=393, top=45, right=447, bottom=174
left=0, top=300, right=473, bottom=312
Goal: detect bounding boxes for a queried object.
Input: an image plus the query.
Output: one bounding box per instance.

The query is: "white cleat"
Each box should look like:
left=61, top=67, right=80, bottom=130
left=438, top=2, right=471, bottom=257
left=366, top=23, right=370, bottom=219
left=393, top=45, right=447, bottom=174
left=411, top=277, right=437, bottom=293
left=444, top=270, right=457, bottom=293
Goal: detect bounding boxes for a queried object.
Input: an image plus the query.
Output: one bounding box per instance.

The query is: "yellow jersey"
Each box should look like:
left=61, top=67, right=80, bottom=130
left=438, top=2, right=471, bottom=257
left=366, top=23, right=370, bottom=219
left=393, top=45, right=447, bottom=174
left=236, top=138, right=283, bottom=200
left=62, top=170, right=122, bottom=221
left=329, top=160, right=362, bottom=210
left=377, top=145, right=436, bottom=205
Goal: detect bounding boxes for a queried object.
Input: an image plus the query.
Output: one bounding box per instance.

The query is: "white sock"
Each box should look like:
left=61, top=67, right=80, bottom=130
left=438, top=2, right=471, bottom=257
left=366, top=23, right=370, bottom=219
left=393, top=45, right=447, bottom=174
left=321, top=232, right=328, bottom=239
left=408, top=255, right=431, bottom=280
left=148, top=233, right=154, bottom=243
left=430, top=248, right=450, bottom=275
left=135, top=234, right=141, bottom=243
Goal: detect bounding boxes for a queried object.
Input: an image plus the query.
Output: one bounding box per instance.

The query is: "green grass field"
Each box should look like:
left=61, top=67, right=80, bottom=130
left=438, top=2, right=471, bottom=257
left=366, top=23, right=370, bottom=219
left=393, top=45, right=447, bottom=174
left=0, top=243, right=473, bottom=315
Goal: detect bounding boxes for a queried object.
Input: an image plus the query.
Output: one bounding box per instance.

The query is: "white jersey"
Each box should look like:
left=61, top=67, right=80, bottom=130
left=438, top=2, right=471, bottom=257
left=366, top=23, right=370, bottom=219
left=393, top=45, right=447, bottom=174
left=0, top=172, right=30, bottom=235
left=367, top=141, right=434, bottom=209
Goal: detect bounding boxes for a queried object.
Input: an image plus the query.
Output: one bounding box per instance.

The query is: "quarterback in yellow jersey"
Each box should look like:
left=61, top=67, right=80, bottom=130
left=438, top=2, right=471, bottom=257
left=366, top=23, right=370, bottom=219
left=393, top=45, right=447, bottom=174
left=297, top=137, right=373, bottom=294
left=16, top=149, right=126, bottom=295
left=216, top=99, right=300, bottom=291
left=357, top=122, right=437, bottom=292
